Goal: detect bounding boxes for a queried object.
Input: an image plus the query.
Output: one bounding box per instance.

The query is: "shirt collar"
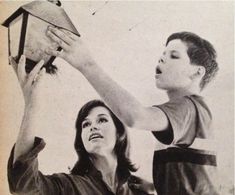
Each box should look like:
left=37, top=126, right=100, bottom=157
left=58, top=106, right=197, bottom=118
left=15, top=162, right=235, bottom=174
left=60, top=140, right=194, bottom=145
left=87, top=161, right=131, bottom=186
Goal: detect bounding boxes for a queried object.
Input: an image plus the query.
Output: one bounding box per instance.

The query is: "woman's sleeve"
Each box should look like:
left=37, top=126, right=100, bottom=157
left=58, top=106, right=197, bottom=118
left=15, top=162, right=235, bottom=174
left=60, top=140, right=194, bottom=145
left=8, top=137, right=64, bottom=194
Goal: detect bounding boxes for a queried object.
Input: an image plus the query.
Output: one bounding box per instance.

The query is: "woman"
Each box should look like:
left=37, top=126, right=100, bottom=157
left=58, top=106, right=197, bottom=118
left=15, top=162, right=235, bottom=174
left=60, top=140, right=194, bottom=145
left=7, top=56, right=155, bottom=195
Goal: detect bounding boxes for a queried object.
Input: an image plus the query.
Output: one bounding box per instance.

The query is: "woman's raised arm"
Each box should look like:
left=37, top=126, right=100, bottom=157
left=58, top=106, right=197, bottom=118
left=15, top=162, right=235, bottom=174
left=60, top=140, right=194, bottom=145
left=9, top=55, right=45, bottom=163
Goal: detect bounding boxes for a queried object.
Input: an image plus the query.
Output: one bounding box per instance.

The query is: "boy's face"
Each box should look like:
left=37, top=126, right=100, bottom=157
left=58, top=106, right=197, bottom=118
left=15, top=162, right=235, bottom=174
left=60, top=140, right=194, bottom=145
left=155, top=39, right=196, bottom=91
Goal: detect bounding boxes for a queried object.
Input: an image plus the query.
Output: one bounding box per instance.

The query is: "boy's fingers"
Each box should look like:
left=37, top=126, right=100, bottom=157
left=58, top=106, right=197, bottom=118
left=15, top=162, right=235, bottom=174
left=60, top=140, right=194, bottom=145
left=46, top=29, right=69, bottom=50
left=17, top=55, right=26, bottom=81
left=45, top=48, right=64, bottom=58
left=60, top=28, right=79, bottom=41
left=48, top=26, right=73, bottom=45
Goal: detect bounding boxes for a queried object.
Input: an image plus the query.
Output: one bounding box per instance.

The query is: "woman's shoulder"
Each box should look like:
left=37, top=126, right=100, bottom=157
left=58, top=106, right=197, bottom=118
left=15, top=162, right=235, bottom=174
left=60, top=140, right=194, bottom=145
left=48, top=172, right=93, bottom=189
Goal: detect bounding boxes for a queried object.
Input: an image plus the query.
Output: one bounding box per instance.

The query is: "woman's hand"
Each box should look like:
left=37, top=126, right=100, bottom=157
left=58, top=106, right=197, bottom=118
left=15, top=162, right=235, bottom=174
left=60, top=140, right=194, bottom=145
left=45, top=26, right=95, bottom=71
left=9, top=55, right=45, bottom=106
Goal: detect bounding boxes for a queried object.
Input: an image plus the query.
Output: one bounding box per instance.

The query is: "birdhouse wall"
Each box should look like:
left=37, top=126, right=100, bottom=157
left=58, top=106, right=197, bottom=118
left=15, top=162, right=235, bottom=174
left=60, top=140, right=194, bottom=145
left=24, top=14, right=59, bottom=63
left=9, top=14, right=23, bottom=59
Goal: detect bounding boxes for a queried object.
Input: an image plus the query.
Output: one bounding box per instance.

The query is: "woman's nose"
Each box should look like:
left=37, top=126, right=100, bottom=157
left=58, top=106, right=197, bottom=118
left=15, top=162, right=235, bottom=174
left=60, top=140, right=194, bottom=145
left=90, top=126, right=98, bottom=132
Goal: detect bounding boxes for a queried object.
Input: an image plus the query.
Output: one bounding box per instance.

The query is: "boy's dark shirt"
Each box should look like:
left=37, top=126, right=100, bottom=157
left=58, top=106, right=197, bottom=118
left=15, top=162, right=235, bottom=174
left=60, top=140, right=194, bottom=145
left=152, top=95, right=218, bottom=195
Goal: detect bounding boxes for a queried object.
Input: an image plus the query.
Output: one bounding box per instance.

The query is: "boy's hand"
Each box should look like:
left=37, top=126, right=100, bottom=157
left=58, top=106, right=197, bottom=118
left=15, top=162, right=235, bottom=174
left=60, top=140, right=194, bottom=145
left=128, top=176, right=156, bottom=195
left=45, top=26, right=94, bottom=71
left=9, top=55, right=45, bottom=105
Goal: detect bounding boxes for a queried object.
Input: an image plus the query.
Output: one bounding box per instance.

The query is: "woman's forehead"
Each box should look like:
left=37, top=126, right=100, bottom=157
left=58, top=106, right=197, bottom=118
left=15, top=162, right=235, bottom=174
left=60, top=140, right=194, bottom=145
left=85, top=106, right=110, bottom=119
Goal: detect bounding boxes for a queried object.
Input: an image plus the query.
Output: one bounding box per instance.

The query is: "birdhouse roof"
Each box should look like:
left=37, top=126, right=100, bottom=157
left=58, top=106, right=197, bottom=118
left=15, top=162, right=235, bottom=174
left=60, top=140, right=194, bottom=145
left=2, top=1, right=80, bottom=36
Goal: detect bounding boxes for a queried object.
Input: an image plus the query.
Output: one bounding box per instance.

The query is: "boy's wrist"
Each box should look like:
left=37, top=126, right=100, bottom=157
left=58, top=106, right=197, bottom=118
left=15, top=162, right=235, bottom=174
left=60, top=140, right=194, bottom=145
left=75, top=60, right=97, bottom=73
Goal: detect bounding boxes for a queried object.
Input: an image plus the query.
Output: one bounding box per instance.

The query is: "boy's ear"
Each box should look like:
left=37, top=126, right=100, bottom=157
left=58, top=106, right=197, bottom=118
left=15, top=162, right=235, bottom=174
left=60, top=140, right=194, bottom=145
left=190, top=66, right=205, bottom=80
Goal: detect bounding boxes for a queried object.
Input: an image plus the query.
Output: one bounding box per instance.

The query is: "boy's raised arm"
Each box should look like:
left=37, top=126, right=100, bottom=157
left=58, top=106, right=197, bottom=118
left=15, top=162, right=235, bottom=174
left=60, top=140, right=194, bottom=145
left=45, top=27, right=169, bottom=132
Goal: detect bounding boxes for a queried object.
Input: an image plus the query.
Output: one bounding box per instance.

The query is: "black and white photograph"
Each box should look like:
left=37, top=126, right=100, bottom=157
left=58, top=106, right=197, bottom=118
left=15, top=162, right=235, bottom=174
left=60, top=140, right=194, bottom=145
left=0, top=1, right=234, bottom=194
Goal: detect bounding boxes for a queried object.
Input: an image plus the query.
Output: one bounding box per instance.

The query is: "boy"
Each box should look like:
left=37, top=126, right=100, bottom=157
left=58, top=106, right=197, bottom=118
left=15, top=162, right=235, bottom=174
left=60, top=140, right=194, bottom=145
left=46, top=29, right=219, bottom=194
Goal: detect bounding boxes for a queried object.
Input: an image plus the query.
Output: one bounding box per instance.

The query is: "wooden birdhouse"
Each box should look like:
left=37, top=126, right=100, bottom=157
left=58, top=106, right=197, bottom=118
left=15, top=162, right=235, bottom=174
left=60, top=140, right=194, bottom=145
left=2, top=0, right=80, bottom=73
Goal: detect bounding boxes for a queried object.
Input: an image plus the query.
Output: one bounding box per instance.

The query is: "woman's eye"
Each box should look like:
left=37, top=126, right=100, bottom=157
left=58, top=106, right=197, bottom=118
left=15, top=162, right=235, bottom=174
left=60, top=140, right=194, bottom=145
left=98, top=117, right=108, bottom=123
left=82, top=121, right=90, bottom=128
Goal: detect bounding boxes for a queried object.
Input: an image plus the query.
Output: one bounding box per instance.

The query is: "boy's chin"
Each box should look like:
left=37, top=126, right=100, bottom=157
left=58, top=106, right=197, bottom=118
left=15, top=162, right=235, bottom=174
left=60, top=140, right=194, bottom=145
left=155, top=81, right=166, bottom=90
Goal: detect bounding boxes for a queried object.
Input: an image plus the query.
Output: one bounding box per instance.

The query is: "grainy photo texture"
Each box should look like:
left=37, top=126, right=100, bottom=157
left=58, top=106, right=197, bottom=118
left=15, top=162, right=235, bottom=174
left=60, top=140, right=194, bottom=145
left=0, top=1, right=234, bottom=194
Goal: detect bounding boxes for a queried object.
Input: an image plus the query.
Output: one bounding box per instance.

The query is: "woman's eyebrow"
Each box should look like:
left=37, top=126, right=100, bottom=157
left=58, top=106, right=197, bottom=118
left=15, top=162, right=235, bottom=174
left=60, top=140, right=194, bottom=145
left=97, top=114, right=108, bottom=117
left=82, top=118, right=89, bottom=123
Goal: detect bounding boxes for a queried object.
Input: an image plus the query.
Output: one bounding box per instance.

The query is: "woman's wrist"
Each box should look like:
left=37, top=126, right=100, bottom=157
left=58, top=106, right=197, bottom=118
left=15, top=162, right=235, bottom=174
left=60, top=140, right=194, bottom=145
left=24, top=100, right=40, bottom=116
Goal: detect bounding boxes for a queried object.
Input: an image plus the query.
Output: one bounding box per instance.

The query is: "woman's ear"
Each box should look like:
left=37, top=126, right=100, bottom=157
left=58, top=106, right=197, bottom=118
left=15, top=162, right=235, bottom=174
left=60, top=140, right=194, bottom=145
left=190, top=66, right=205, bottom=80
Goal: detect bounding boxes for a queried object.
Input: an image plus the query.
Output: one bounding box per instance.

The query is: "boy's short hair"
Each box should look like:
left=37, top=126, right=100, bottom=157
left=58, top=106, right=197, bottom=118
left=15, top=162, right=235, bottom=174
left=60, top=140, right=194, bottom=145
left=166, top=32, right=219, bottom=90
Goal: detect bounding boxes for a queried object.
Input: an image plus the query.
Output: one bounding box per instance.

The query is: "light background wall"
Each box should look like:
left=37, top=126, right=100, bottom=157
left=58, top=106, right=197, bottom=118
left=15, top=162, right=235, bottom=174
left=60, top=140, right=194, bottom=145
left=0, top=1, right=234, bottom=194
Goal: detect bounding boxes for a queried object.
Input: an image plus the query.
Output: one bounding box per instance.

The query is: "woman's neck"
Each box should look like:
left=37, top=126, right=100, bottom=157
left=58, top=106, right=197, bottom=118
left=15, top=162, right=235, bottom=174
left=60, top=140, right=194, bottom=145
left=90, top=153, right=118, bottom=192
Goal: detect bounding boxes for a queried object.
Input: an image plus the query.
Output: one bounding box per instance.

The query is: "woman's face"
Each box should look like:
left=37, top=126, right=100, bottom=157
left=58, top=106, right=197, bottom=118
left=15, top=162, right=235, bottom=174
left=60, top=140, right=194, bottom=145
left=81, top=106, right=117, bottom=156
left=155, top=39, right=196, bottom=90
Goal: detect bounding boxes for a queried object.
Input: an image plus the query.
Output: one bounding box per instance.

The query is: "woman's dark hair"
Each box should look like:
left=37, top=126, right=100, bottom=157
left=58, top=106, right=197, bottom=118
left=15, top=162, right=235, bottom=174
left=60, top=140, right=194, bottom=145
left=166, top=32, right=219, bottom=90
left=71, top=100, right=137, bottom=177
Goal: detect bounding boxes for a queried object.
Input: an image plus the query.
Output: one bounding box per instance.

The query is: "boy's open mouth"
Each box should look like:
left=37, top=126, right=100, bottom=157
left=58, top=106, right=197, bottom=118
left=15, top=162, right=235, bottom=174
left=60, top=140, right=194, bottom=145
left=156, top=67, right=162, bottom=74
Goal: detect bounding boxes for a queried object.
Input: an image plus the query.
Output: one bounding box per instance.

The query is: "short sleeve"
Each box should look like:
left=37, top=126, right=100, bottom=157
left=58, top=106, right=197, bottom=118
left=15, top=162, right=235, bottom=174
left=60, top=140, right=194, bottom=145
left=152, top=97, right=197, bottom=147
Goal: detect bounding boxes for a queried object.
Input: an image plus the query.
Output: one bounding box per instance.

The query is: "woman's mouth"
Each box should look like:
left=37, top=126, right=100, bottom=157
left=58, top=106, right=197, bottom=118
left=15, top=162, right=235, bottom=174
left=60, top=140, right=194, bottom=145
left=89, top=133, right=104, bottom=141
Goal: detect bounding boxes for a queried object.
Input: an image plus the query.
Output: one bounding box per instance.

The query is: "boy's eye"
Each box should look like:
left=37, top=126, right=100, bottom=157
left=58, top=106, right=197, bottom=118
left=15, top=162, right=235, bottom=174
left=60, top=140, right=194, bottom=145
left=98, top=117, right=108, bottom=123
left=170, top=54, right=179, bottom=59
left=82, top=121, right=91, bottom=128
left=170, top=51, right=180, bottom=59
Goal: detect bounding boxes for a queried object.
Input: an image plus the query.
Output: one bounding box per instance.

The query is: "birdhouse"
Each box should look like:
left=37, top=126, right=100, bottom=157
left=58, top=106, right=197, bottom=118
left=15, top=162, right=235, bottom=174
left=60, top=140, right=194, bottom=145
left=2, top=0, right=80, bottom=73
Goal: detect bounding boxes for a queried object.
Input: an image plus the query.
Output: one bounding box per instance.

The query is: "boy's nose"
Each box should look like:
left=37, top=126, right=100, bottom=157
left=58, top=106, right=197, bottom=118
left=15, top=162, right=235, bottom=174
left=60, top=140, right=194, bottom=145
left=158, top=57, right=165, bottom=64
